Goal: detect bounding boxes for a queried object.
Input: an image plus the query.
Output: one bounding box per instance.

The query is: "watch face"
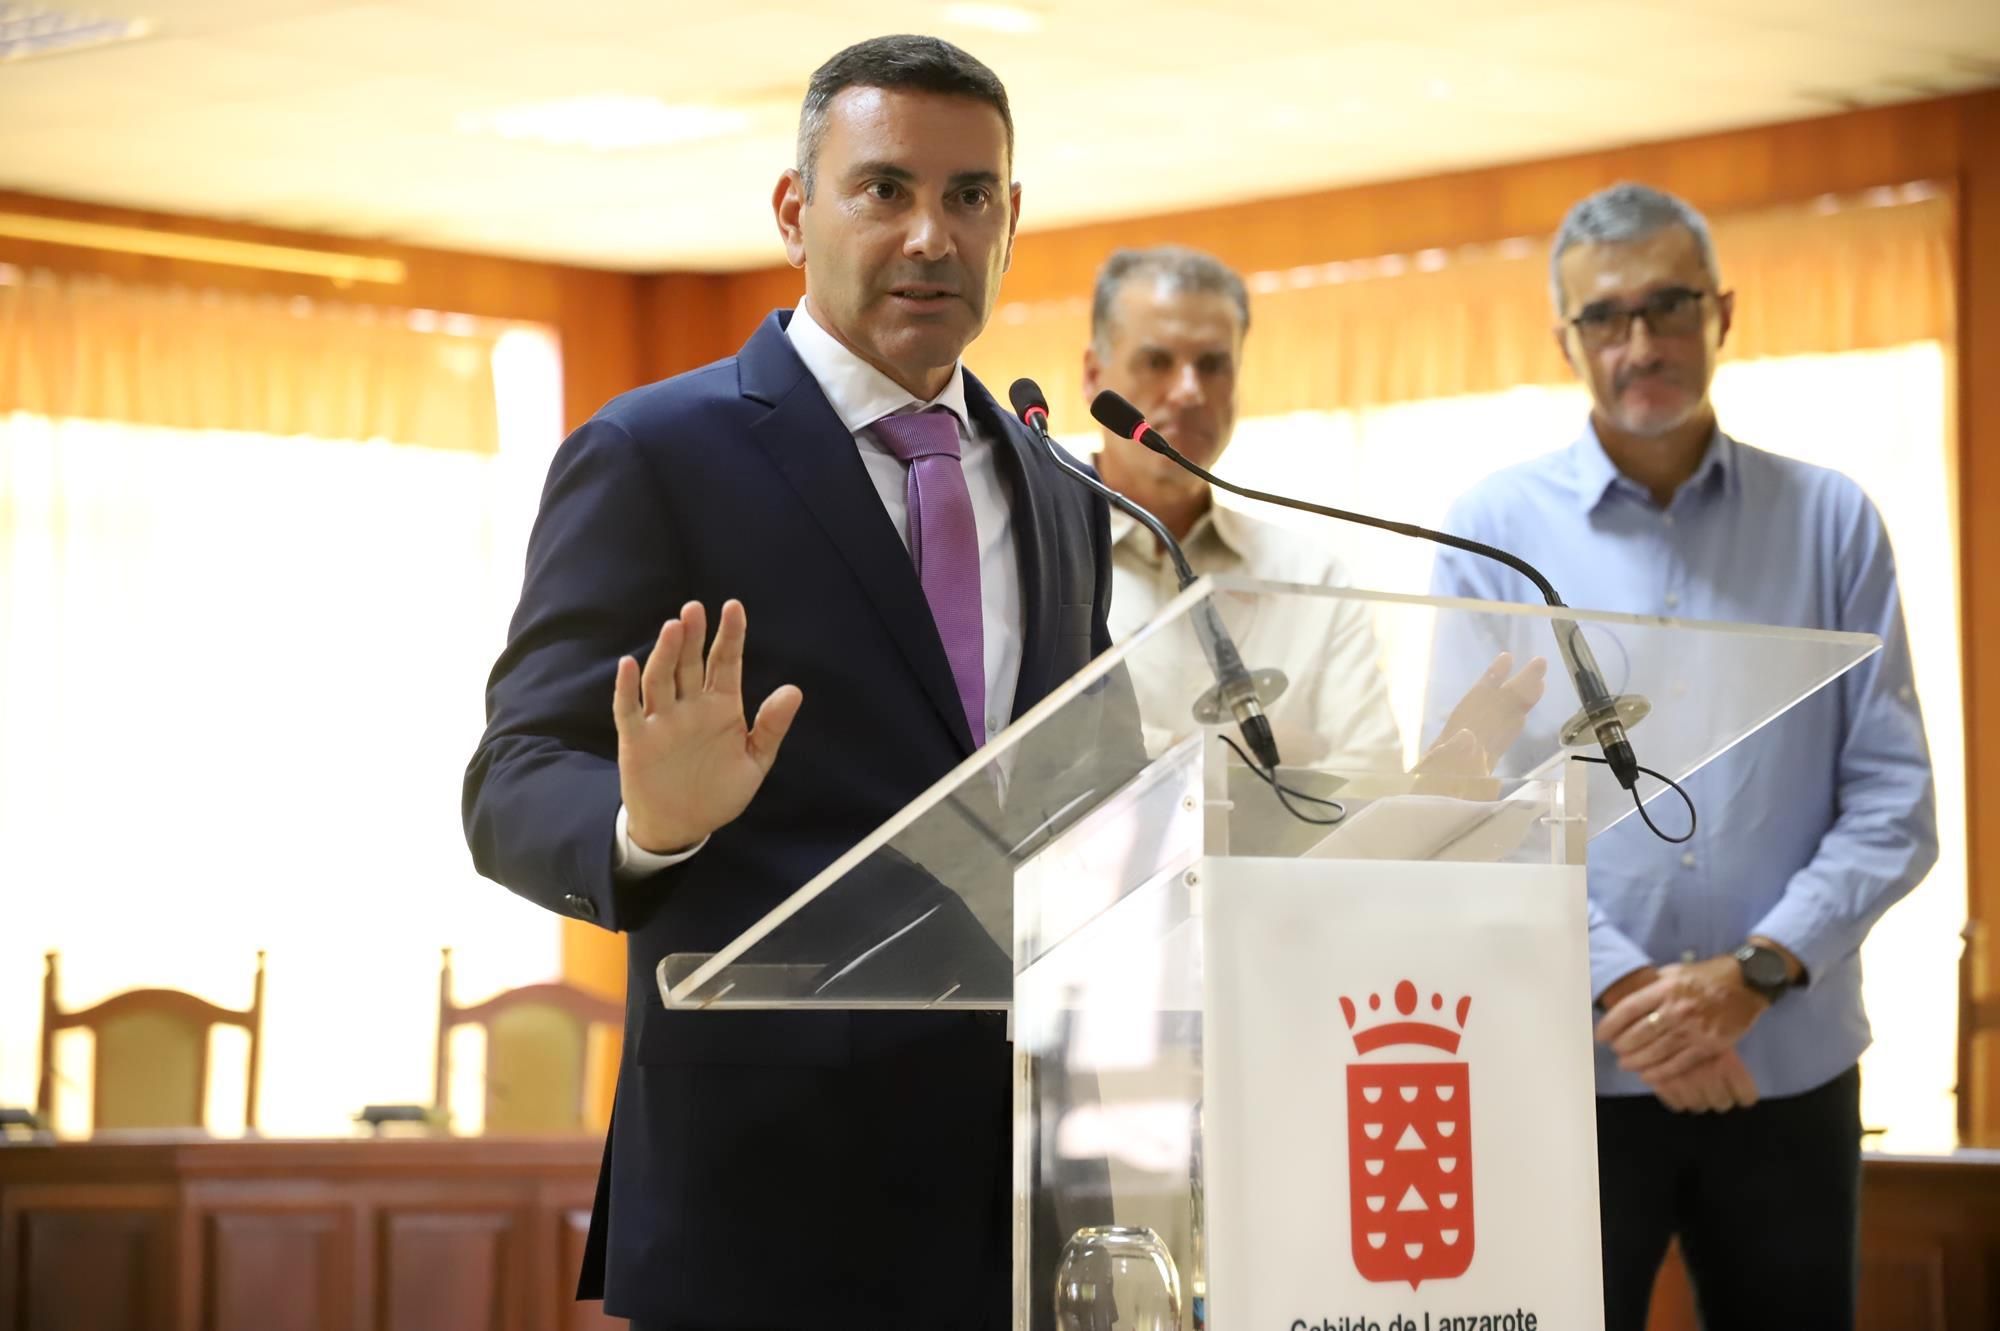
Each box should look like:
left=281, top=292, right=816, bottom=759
left=1739, top=947, right=1789, bottom=992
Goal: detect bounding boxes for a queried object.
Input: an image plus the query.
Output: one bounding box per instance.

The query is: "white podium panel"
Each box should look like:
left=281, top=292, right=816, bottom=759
left=1201, top=858, right=1598, bottom=1327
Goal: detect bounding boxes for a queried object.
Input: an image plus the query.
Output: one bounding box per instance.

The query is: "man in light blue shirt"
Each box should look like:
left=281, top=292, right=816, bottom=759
left=1429, top=183, right=1935, bottom=1331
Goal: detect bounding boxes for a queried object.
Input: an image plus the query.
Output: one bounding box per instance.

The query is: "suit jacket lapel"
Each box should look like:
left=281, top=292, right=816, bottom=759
left=963, top=372, right=1059, bottom=719
left=739, top=314, right=978, bottom=755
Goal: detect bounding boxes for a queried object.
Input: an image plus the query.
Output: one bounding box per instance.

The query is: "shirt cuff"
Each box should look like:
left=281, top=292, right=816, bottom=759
left=613, top=804, right=706, bottom=880
left=1747, top=888, right=1841, bottom=987
left=1589, top=926, right=1656, bottom=1005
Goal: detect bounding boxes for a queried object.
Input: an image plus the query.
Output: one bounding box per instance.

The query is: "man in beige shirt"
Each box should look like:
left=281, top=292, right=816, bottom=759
left=1082, top=245, right=1405, bottom=771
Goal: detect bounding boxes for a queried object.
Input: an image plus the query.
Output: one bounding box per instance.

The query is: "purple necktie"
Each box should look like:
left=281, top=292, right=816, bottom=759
left=871, top=407, right=986, bottom=746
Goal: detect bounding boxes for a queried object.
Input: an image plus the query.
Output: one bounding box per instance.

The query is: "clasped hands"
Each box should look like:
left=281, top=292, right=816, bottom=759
left=1594, top=958, right=1774, bottom=1113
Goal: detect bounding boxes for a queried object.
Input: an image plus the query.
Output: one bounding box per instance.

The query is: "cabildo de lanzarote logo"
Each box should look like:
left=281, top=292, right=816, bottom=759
left=1339, top=978, right=1474, bottom=1289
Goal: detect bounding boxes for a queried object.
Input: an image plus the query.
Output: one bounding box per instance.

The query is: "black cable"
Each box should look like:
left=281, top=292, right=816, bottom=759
left=1571, top=756, right=1698, bottom=843
left=1220, top=735, right=1348, bottom=827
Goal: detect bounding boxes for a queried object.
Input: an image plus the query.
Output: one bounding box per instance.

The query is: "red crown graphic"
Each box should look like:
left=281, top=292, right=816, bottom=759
left=1339, top=978, right=1471, bottom=1056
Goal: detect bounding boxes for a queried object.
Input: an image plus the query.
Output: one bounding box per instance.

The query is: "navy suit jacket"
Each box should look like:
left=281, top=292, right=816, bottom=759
left=463, top=311, right=1116, bottom=1326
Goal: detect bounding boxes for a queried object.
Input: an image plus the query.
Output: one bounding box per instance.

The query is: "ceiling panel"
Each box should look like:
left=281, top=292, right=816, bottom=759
left=1452, top=2, right=1970, bottom=93
left=1667, top=0, right=2000, bottom=54
left=0, top=35, right=352, bottom=131
left=82, top=0, right=355, bottom=33
left=0, top=0, right=1992, bottom=270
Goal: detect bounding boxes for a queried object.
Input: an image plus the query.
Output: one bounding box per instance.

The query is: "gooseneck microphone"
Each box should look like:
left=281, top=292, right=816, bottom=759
left=1009, top=379, right=1284, bottom=772
left=1088, top=389, right=1648, bottom=794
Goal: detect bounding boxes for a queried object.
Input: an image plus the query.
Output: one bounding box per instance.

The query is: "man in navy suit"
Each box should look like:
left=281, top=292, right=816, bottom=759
left=463, top=34, right=1117, bottom=1331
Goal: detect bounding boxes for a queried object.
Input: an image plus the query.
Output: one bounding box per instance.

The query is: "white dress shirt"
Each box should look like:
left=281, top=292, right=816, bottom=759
left=616, top=299, right=1025, bottom=875
left=1104, top=495, right=1403, bottom=771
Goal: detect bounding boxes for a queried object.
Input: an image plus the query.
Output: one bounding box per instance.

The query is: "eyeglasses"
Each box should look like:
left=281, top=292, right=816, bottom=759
left=1567, top=287, right=1710, bottom=350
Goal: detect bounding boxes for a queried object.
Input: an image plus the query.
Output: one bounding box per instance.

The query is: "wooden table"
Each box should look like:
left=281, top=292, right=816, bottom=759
left=0, top=1135, right=622, bottom=1331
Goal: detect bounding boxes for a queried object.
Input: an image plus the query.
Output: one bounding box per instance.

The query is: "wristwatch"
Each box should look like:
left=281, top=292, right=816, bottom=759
left=1733, top=943, right=1793, bottom=1004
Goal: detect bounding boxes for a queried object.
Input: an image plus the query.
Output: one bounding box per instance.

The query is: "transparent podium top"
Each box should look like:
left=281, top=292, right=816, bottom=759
left=658, top=575, right=1878, bottom=1011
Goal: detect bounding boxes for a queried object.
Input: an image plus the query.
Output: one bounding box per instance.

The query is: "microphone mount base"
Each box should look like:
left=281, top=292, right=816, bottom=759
left=1191, top=668, right=1289, bottom=725
left=1559, top=693, right=1653, bottom=748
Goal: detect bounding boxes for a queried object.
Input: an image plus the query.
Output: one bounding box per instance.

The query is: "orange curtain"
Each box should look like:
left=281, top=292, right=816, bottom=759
left=968, top=189, right=1954, bottom=423
left=0, top=271, right=502, bottom=452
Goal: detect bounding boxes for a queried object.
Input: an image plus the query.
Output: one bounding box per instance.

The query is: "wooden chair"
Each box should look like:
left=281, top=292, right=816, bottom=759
left=38, top=950, right=265, bottom=1132
left=434, top=947, right=621, bottom=1135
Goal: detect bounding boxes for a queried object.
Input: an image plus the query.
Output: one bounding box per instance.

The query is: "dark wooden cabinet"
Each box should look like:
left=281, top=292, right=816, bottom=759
left=0, top=1138, right=623, bottom=1331
left=6, top=1140, right=1994, bottom=1329
left=15, top=1204, right=173, bottom=1331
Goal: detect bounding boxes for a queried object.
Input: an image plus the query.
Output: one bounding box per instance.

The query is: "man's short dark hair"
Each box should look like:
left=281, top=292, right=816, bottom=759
left=1090, top=246, right=1252, bottom=354
left=795, top=34, right=1014, bottom=201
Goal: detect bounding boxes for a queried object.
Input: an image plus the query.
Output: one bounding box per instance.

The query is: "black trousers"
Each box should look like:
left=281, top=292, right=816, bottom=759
left=625, top=1044, right=1099, bottom=1331
left=1595, top=1063, right=1862, bottom=1331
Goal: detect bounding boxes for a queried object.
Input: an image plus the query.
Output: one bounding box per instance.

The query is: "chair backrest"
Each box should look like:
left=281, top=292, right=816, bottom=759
left=39, top=951, right=265, bottom=1132
left=435, top=947, right=621, bottom=1135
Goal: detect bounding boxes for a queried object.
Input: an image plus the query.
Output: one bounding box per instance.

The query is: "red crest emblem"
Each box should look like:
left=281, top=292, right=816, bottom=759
left=1339, top=978, right=1474, bottom=1288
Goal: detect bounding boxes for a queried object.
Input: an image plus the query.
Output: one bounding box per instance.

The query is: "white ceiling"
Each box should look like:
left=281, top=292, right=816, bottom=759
left=4, top=0, right=1996, bottom=271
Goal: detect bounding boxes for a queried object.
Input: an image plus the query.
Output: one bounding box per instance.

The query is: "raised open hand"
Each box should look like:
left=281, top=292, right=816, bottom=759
left=1416, top=652, right=1550, bottom=782
left=612, top=600, right=802, bottom=854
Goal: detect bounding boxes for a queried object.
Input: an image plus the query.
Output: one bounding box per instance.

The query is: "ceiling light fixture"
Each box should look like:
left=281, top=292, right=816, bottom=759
left=941, top=3, right=1044, bottom=36
left=457, top=95, right=751, bottom=153
left=0, top=4, right=154, bottom=62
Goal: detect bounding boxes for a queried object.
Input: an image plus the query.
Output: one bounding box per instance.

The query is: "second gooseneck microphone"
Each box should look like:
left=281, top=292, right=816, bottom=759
left=1088, top=388, right=1646, bottom=793
left=1008, top=379, right=1284, bottom=772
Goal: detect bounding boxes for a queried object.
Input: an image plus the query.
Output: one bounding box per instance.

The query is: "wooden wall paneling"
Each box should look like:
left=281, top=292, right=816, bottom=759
left=995, top=95, right=1970, bottom=306
left=691, top=94, right=1973, bottom=323
left=720, top=266, right=803, bottom=361
left=0, top=189, right=642, bottom=436
left=1955, top=92, right=2000, bottom=1149
left=633, top=273, right=731, bottom=382
left=671, top=91, right=1986, bottom=386
left=627, top=266, right=799, bottom=383
left=548, top=266, right=643, bottom=434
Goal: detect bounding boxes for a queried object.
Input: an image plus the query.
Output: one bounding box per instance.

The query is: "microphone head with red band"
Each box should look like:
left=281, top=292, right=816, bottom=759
left=1007, top=379, right=1052, bottom=432
left=1088, top=389, right=1145, bottom=436
left=1089, top=390, right=1168, bottom=453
